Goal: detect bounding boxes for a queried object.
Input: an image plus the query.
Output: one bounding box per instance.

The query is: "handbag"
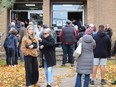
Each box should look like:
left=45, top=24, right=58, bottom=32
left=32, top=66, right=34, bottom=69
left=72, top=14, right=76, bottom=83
left=73, top=43, right=82, bottom=58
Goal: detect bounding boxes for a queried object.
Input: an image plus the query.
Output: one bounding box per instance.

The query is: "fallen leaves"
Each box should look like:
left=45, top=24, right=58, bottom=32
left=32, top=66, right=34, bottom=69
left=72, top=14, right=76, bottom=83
left=0, top=60, right=115, bottom=87
left=0, top=65, right=25, bottom=87
left=105, top=60, right=116, bottom=83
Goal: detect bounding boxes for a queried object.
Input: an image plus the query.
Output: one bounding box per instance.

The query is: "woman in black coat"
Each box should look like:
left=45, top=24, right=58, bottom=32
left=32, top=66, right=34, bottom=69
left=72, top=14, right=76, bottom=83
left=39, top=28, right=56, bottom=87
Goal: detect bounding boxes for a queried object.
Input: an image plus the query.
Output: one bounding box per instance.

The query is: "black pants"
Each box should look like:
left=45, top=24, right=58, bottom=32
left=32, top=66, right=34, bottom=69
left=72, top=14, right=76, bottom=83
left=15, top=49, right=18, bottom=65
left=4, top=47, right=8, bottom=65
left=7, top=48, right=15, bottom=65
left=24, top=55, right=39, bottom=86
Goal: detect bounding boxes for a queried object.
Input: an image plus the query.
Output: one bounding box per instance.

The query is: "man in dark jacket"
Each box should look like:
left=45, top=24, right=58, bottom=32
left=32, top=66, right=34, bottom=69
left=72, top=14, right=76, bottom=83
left=90, top=25, right=111, bottom=85
left=60, top=20, right=77, bottom=67
left=19, top=22, right=26, bottom=61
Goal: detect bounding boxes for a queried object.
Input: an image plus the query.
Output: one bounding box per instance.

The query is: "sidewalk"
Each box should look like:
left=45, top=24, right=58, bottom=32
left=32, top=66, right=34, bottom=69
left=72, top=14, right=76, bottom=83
left=39, top=61, right=112, bottom=87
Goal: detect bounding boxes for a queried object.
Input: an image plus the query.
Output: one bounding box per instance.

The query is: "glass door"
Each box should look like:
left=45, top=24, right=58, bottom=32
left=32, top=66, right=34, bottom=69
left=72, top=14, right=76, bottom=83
left=28, top=10, right=43, bottom=33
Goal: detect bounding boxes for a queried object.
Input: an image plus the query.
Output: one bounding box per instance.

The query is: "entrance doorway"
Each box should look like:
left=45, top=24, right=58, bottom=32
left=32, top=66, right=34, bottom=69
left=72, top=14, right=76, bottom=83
left=11, top=11, right=28, bottom=22
left=68, top=12, right=82, bottom=23
left=28, top=10, right=43, bottom=32
left=10, top=10, right=43, bottom=32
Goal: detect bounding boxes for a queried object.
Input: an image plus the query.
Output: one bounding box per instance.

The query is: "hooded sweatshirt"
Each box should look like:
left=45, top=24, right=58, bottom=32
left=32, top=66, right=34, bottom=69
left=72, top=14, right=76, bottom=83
left=93, top=32, right=111, bottom=58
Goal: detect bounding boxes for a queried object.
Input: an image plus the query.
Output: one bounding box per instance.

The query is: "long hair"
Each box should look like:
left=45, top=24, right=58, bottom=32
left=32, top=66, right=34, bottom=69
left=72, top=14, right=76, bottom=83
left=26, top=25, right=35, bottom=38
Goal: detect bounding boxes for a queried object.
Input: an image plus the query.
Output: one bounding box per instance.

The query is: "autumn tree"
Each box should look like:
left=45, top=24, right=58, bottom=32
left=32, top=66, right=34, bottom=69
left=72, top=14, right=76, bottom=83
left=0, top=0, right=15, bottom=12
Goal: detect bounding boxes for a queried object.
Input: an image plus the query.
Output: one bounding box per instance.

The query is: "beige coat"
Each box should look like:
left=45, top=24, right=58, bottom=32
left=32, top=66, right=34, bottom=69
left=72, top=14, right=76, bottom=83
left=21, top=36, right=38, bottom=57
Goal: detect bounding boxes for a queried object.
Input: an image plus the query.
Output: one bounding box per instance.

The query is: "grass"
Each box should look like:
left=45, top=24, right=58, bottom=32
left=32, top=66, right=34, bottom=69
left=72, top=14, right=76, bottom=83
left=0, top=58, right=115, bottom=65
left=107, top=59, right=116, bottom=65
left=0, top=59, right=6, bottom=65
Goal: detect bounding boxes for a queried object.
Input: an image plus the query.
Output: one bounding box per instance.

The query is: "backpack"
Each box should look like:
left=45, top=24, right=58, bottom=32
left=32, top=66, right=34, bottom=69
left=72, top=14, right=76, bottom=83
left=3, top=34, right=10, bottom=48
left=4, top=34, right=16, bottom=48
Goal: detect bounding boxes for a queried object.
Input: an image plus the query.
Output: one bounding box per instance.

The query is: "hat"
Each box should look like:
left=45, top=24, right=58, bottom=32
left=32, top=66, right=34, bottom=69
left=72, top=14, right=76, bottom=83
left=66, top=20, right=71, bottom=25
left=85, top=27, right=93, bottom=35
left=20, top=22, right=25, bottom=26
left=29, top=22, right=34, bottom=26
left=43, top=25, right=48, bottom=29
left=11, top=22, right=15, bottom=26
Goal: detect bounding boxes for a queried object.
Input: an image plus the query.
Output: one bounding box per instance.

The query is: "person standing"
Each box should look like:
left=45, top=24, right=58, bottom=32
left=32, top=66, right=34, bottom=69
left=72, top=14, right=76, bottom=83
left=90, top=25, right=111, bottom=85
left=105, top=24, right=113, bottom=39
left=21, top=25, right=39, bottom=87
left=19, top=22, right=26, bottom=61
left=4, top=30, right=12, bottom=65
left=4, top=28, right=18, bottom=67
left=39, top=29, right=56, bottom=87
left=75, top=27, right=96, bottom=87
left=60, top=20, right=77, bottom=67
left=114, top=40, right=116, bottom=61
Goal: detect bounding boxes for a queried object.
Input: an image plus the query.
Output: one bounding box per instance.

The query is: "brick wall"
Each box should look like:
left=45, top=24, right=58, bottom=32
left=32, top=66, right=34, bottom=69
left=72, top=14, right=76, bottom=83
left=0, top=0, right=116, bottom=52
left=0, top=9, right=8, bottom=51
left=87, top=0, right=116, bottom=33
left=43, top=0, right=50, bottom=27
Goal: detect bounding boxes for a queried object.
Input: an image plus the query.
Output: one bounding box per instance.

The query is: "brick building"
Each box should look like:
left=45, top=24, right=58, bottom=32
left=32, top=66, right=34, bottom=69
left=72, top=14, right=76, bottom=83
left=0, top=0, right=116, bottom=50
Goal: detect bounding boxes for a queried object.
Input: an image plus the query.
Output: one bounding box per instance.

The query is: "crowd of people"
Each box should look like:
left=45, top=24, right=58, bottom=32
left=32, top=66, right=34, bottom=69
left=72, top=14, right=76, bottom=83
left=2, top=18, right=116, bottom=87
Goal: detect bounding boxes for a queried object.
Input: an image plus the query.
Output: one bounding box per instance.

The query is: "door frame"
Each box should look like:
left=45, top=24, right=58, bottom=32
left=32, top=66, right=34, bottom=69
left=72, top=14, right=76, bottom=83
left=28, top=10, right=43, bottom=19
left=68, top=10, right=84, bottom=26
left=10, top=10, right=43, bottom=22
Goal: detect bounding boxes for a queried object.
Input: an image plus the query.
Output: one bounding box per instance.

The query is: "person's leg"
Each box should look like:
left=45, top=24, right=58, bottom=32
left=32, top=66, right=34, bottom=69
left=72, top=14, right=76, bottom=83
left=7, top=48, right=11, bottom=65
left=75, top=73, right=82, bottom=87
left=19, top=45, right=24, bottom=61
left=115, top=54, right=116, bottom=59
left=68, top=43, right=75, bottom=66
left=67, top=51, right=71, bottom=63
left=62, top=44, right=68, bottom=65
left=84, top=74, right=90, bottom=87
left=91, top=65, right=98, bottom=79
left=11, top=48, right=15, bottom=66
left=44, top=59, right=53, bottom=86
left=32, top=57, right=39, bottom=85
left=24, top=56, right=33, bottom=86
left=15, top=49, right=18, bottom=65
left=38, top=51, right=43, bottom=67
left=90, top=58, right=99, bottom=85
left=5, top=47, right=8, bottom=65
left=100, top=58, right=107, bottom=85
left=47, top=67, right=53, bottom=84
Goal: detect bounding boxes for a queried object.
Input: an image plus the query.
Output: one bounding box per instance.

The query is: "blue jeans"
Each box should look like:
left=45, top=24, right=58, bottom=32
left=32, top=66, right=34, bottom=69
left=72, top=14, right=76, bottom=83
left=62, top=43, right=75, bottom=64
left=75, top=73, right=90, bottom=87
left=44, top=59, right=53, bottom=84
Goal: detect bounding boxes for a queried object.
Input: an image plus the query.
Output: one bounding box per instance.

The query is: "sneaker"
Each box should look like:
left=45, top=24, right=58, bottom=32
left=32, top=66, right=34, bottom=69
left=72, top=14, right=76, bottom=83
left=111, top=81, right=116, bottom=85
left=101, top=79, right=107, bottom=85
left=90, top=80, right=94, bottom=85
left=46, top=84, right=51, bottom=87
left=71, top=64, right=74, bottom=67
left=61, top=64, right=65, bottom=66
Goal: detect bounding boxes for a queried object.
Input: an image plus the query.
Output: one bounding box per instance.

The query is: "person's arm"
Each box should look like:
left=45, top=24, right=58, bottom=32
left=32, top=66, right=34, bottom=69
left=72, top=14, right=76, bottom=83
left=93, top=40, right=96, bottom=49
left=110, top=29, right=113, bottom=38
left=59, top=30, right=63, bottom=42
left=42, top=37, right=55, bottom=47
left=74, top=29, right=78, bottom=40
left=21, top=36, right=28, bottom=55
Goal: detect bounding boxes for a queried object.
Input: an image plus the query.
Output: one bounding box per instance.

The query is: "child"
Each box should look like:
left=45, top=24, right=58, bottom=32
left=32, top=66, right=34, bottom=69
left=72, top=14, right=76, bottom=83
left=5, top=28, right=18, bottom=67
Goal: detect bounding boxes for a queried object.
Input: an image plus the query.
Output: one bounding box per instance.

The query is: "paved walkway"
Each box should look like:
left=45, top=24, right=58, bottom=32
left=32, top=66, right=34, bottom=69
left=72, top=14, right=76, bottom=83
left=39, top=61, right=112, bottom=87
